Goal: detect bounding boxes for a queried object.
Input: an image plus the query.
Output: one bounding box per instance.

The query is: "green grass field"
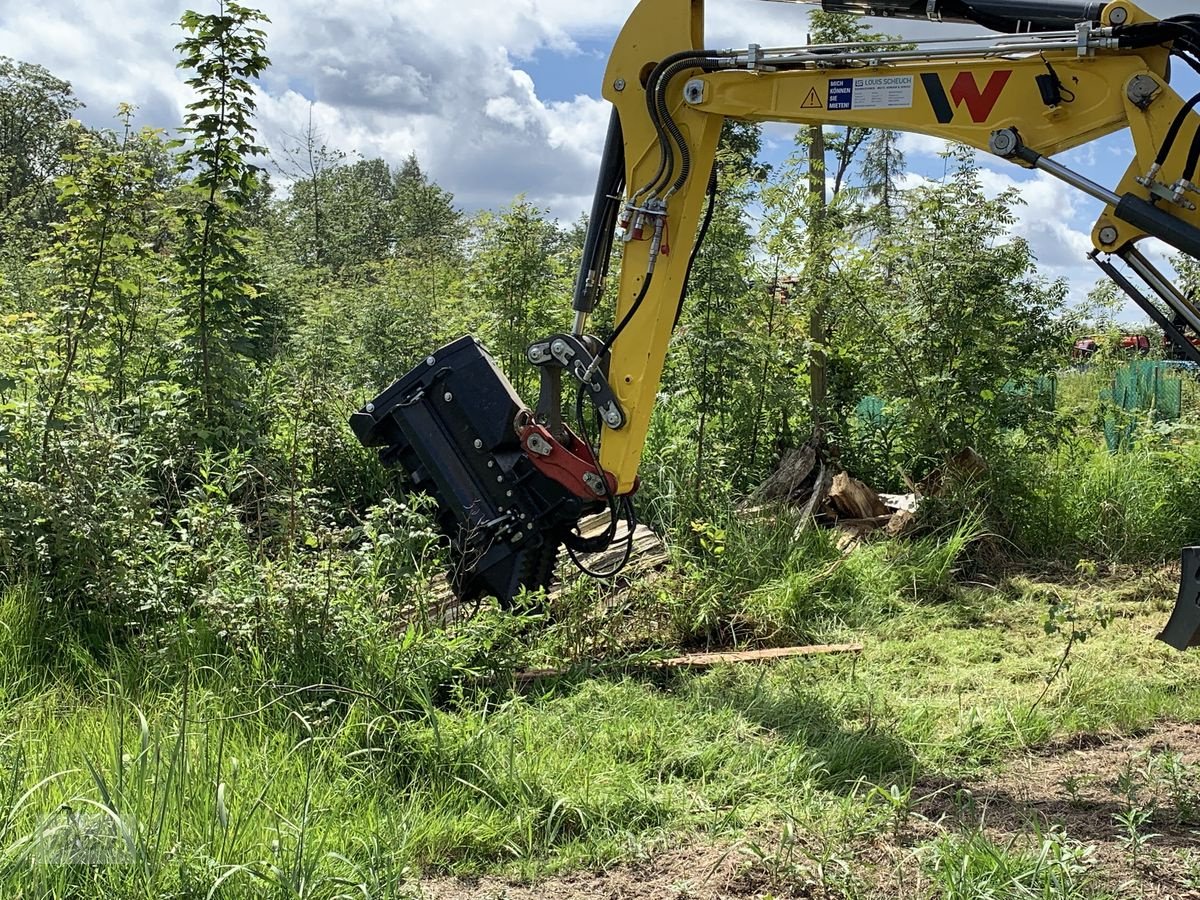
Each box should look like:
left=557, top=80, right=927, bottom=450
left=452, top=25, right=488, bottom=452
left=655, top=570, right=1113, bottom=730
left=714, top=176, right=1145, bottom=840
left=3, top=557, right=1198, bottom=898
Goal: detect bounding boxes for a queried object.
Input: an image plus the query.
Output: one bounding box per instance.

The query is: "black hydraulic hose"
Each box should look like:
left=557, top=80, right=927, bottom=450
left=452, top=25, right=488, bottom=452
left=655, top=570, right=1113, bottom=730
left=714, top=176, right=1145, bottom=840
left=1186, top=125, right=1200, bottom=184
left=635, top=50, right=714, bottom=200
left=1154, top=90, right=1200, bottom=170
left=600, top=160, right=719, bottom=362
left=640, top=51, right=734, bottom=200
left=656, top=55, right=732, bottom=198
left=674, top=164, right=720, bottom=329
left=563, top=381, right=637, bottom=576
left=596, top=270, right=655, bottom=362
left=818, top=0, right=1102, bottom=33
left=1111, top=18, right=1200, bottom=173
left=654, top=57, right=711, bottom=197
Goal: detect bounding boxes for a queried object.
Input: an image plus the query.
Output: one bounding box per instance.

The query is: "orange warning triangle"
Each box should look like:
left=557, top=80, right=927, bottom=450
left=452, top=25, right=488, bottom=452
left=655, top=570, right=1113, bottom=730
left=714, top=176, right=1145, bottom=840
left=802, top=87, right=824, bottom=109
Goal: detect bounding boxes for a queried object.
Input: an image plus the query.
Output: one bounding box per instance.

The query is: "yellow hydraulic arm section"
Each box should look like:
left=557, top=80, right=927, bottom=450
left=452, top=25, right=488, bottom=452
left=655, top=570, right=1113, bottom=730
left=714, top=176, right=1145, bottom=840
left=588, top=0, right=1200, bottom=493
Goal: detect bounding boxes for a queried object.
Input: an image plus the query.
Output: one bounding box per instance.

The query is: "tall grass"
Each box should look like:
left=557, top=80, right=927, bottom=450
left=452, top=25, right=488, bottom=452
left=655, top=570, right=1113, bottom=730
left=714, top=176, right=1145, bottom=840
left=1011, top=439, right=1200, bottom=564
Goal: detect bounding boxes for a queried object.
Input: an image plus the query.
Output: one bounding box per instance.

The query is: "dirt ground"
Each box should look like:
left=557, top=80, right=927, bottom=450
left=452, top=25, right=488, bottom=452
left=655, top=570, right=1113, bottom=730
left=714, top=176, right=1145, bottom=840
left=415, top=722, right=1200, bottom=899
left=907, top=720, right=1200, bottom=899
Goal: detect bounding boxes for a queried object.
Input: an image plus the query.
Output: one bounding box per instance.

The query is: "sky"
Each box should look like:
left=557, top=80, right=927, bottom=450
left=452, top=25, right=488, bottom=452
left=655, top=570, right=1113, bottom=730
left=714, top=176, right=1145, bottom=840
left=1, top=0, right=1197, bottom=313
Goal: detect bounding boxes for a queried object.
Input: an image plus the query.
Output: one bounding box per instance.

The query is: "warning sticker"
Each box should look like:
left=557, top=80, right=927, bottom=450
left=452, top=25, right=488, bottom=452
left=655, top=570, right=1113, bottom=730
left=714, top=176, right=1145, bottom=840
left=801, top=87, right=823, bottom=109
left=827, top=75, right=914, bottom=112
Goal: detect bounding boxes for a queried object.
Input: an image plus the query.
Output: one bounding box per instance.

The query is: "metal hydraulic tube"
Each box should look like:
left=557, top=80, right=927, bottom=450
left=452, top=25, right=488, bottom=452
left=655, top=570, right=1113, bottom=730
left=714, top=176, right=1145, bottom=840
left=1092, top=252, right=1200, bottom=366
left=1011, top=143, right=1122, bottom=206
left=1121, top=245, right=1200, bottom=335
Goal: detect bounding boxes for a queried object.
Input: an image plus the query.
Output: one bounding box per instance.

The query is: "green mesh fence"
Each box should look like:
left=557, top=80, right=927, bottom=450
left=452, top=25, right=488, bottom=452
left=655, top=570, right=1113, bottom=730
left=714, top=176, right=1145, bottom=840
left=854, top=396, right=888, bottom=427
left=1103, top=360, right=1185, bottom=451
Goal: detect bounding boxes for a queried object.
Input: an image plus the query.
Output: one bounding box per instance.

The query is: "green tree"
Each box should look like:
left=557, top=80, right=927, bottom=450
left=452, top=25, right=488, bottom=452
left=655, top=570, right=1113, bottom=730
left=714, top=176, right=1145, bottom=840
left=34, top=111, right=169, bottom=461
left=671, top=121, right=780, bottom=490
left=836, top=150, right=1070, bottom=482
left=393, top=153, right=466, bottom=267
left=468, top=199, right=573, bottom=398
left=281, top=157, right=392, bottom=270
left=0, top=57, right=79, bottom=232
left=859, top=128, right=906, bottom=232
left=174, top=0, right=271, bottom=440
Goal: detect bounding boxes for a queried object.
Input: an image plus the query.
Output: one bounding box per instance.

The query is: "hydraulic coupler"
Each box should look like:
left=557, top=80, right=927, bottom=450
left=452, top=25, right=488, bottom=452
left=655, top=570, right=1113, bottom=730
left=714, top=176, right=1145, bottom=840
left=350, top=336, right=603, bottom=604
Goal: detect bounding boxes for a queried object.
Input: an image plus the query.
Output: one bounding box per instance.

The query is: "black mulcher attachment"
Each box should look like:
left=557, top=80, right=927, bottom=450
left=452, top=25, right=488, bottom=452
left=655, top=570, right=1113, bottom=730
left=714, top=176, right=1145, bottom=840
left=350, top=336, right=607, bottom=604
left=1159, top=547, right=1200, bottom=650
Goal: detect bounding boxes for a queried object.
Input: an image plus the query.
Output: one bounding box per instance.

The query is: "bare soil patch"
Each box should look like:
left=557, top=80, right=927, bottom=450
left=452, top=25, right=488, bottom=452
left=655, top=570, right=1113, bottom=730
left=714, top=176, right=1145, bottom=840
left=416, top=722, right=1200, bottom=899
left=907, top=720, right=1200, bottom=898
left=416, top=843, right=775, bottom=899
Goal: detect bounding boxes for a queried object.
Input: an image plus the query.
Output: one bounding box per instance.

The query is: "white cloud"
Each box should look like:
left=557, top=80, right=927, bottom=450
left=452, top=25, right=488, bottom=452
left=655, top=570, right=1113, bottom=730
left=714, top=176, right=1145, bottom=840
left=3, top=0, right=1197, bottom=311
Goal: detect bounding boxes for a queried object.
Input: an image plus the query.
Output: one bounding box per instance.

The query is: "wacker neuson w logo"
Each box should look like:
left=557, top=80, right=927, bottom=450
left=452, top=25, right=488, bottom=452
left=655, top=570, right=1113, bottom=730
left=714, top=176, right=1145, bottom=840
left=921, top=71, right=1012, bottom=124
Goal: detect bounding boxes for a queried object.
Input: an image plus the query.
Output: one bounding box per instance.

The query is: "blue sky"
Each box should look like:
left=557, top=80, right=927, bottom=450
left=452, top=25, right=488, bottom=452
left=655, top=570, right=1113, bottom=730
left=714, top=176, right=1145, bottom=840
left=3, top=0, right=1197, bottom=313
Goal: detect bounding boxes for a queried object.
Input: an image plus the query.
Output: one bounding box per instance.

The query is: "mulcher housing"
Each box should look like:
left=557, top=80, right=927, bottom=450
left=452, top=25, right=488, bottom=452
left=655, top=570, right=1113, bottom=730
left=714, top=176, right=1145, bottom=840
left=350, top=336, right=600, bottom=603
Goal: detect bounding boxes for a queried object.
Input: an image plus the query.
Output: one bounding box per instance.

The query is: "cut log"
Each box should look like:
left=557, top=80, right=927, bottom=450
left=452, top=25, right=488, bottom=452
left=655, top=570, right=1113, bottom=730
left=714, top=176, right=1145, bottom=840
left=756, top=443, right=818, bottom=503
left=886, top=508, right=916, bottom=536
left=828, top=471, right=890, bottom=520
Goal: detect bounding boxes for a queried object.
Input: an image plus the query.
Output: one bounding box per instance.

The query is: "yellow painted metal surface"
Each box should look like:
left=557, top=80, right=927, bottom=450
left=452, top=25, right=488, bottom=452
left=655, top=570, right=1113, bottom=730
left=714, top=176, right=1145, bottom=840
left=599, top=0, right=725, bottom=492
left=1093, top=74, right=1200, bottom=252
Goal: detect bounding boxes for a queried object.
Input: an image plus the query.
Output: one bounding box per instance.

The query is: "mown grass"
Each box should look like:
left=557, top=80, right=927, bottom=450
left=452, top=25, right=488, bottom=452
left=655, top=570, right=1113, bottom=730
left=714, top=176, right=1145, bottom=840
left=1, top=557, right=1197, bottom=897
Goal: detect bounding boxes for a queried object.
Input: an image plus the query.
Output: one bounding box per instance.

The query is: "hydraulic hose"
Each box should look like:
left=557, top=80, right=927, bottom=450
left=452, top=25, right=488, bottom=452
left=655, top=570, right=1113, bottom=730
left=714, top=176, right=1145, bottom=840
left=1154, top=91, right=1200, bottom=171
left=634, top=50, right=715, bottom=201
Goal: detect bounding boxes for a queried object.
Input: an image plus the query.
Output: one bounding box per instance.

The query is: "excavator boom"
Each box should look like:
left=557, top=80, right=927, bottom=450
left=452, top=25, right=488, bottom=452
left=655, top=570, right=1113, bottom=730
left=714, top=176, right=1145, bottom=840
left=353, top=0, right=1200, bottom=646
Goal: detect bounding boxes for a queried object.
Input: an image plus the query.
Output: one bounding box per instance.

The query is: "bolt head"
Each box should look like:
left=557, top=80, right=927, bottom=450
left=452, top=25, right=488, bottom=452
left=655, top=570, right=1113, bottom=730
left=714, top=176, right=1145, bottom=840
left=426, top=356, right=436, bottom=366
left=364, top=403, right=375, bottom=413
left=613, top=78, right=626, bottom=92
left=1109, top=5, right=1128, bottom=25
left=988, top=129, right=1018, bottom=157
left=443, top=392, right=453, bottom=402
left=1099, top=225, right=1119, bottom=245
left=474, top=439, right=483, bottom=450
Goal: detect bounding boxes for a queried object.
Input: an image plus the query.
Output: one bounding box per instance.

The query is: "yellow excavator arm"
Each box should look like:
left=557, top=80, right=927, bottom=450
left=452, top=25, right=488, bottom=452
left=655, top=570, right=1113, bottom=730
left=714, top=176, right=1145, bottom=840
left=353, top=0, right=1200, bottom=647
left=599, top=0, right=1193, bottom=491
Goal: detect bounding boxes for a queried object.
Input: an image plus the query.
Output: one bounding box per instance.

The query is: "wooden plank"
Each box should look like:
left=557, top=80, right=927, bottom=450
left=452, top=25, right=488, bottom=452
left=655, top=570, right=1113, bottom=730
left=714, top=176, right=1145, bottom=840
left=659, top=643, right=863, bottom=668
left=515, top=642, right=862, bottom=683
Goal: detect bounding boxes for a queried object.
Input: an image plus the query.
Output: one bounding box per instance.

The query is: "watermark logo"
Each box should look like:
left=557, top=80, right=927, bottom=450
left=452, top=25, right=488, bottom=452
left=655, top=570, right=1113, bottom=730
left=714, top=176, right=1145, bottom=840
left=20, top=806, right=136, bottom=867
